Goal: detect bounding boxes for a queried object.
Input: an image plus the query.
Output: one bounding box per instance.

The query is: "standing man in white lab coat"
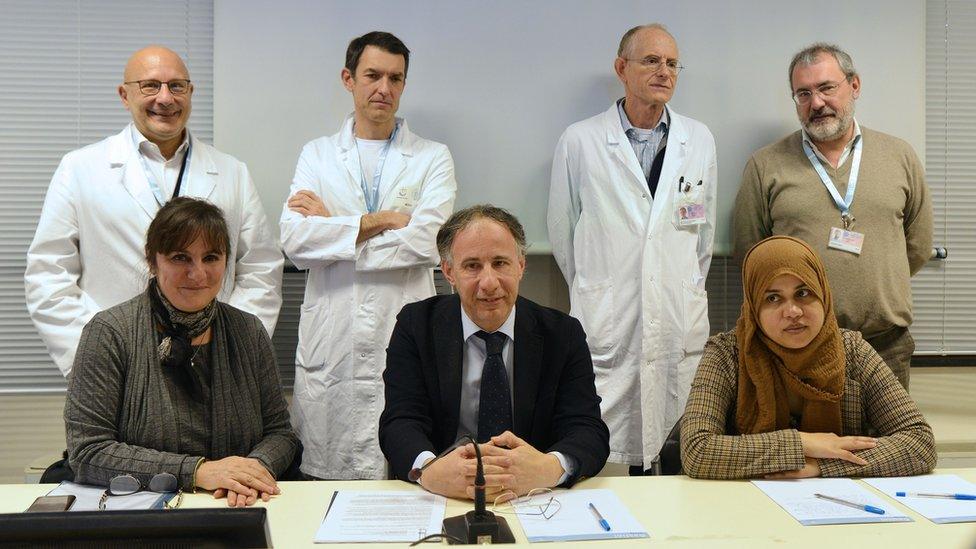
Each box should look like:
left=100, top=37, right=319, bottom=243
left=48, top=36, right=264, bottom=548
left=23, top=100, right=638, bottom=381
left=548, top=24, right=716, bottom=474
left=25, top=46, right=283, bottom=378
left=281, top=31, right=456, bottom=480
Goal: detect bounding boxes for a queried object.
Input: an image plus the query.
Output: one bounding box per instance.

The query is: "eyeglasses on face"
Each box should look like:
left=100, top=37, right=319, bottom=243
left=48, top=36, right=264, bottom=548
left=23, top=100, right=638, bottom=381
left=98, top=472, right=182, bottom=510
left=792, top=78, right=849, bottom=105
left=622, top=55, right=684, bottom=75
left=124, top=79, right=191, bottom=96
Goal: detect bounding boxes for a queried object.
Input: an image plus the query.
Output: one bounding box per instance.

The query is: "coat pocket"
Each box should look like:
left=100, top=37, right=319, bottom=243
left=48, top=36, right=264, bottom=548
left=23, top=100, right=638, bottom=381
left=571, top=279, right=616, bottom=356
left=296, top=302, right=330, bottom=372
left=681, top=280, right=709, bottom=355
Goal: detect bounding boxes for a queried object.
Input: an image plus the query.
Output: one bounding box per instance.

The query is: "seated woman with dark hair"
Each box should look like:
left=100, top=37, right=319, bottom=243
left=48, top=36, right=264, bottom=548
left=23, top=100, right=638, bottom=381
left=65, top=197, right=298, bottom=506
left=681, top=236, right=936, bottom=480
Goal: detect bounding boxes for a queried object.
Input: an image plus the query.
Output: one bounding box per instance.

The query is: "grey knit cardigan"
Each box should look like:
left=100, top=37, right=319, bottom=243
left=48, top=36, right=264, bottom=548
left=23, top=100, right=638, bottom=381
left=65, top=291, right=298, bottom=490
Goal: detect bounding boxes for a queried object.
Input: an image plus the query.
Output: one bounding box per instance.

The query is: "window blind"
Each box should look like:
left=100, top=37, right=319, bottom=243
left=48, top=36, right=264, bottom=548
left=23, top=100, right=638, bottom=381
left=915, top=0, right=976, bottom=354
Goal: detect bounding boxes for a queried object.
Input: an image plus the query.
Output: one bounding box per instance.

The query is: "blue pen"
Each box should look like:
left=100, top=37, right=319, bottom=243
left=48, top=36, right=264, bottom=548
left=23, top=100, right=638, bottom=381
left=588, top=502, right=611, bottom=531
left=896, top=491, right=976, bottom=500
left=814, top=493, right=885, bottom=515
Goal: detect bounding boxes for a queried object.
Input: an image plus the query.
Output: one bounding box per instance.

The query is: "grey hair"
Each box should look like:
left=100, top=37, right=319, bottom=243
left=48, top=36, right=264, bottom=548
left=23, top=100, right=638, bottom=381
left=436, top=204, right=527, bottom=264
left=788, top=42, right=857, bottom=91
left=617, top=23, right=675, bottom=58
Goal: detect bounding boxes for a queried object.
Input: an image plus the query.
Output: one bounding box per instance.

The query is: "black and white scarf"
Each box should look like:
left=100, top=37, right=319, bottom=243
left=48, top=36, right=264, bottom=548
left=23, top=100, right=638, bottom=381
left=148, top=277, right=217, bottom=388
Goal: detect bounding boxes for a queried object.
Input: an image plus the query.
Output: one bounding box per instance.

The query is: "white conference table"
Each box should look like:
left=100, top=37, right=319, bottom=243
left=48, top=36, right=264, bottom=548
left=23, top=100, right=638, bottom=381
left=3, top=469, right=976, bottom=548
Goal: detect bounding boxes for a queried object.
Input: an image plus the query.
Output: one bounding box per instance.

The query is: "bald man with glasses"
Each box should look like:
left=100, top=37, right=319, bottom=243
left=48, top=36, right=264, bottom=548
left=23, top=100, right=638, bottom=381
left=26, top=45, right=283, bottom=377
left=733, top=42, right=932, bottom=390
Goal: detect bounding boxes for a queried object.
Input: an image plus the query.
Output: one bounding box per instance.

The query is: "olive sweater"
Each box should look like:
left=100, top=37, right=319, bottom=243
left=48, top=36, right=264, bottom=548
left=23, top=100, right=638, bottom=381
left=733, top=128, right=932, bottom=338
left=65, top=292, right=298, bottom=490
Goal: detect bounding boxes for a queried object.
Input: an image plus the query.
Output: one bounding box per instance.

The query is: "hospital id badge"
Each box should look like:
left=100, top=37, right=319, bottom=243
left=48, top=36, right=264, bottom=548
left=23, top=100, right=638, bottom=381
left=828, top=227, right=864, bottom=255
left=390, top=186, right=419, bottom=212
left=674, top=185, right=706, bottom=227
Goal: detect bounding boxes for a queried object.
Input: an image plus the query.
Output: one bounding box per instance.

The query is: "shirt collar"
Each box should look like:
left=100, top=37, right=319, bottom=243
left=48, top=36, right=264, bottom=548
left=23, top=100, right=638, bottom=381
left=461, top=303, right=516, bottom=343
left=130, top=123, right=190, bottom=160
left=801, top=118, right=861, bottom=165
left=617, top=98, right=669, bottom=135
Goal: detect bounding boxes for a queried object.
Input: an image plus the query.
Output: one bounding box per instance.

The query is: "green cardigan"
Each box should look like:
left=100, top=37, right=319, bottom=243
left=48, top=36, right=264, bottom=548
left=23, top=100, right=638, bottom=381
left=65, top=291, right=298, bottom=490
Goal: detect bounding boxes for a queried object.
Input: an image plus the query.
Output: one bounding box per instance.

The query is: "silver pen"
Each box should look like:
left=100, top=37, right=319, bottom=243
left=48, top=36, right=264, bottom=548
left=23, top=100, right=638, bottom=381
left=814, top=493, right=885, bottom=515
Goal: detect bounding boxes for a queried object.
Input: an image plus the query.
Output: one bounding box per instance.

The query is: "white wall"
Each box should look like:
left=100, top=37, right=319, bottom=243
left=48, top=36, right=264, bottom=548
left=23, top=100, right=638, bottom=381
left=214, top=0, right=924, bottom=254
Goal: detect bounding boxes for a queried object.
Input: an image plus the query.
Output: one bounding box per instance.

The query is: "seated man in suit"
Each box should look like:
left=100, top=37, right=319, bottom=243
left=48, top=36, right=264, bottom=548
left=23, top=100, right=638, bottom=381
left=379, top=204, right=610, bottom=500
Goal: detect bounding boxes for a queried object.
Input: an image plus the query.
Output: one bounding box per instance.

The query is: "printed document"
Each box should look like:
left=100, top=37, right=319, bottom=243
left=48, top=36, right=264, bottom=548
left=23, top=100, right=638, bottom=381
left=314, top=490, right=446, bottom=543
left=752, top=478, right=911, bottom=526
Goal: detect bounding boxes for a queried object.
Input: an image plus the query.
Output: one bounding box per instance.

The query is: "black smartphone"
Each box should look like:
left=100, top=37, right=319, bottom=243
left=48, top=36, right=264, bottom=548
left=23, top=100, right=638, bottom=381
left=25, top=495, right=76, bottom=512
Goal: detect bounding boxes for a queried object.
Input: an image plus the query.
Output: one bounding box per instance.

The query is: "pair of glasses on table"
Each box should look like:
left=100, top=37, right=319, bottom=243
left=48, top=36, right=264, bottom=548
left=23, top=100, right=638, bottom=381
left=98, top=473, right=183, bottom=511
left=491, top=488, right=561, bottom=519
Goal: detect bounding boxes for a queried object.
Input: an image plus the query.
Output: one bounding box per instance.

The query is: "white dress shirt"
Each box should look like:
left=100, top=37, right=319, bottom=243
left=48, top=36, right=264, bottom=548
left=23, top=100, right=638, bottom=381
left=130, top=125, right=190, bottom=200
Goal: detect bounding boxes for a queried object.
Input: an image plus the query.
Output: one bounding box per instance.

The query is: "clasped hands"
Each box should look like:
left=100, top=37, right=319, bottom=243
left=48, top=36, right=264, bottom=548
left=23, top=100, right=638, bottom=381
left=287, top=190, right=410, bottom=242
left=418, top=431, right=565, bottom=501
left=765, top=432, right=878, bottom=479
left=194, top=456, right=280, bottom=507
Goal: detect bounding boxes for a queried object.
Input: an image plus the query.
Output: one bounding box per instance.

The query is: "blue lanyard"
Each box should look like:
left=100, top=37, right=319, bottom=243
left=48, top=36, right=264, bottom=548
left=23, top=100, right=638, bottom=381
left=356, top=124, right=398, bottom=213
left=139, top=140, right=191, bottom=206
left=802, top=136, right=861, bottom=217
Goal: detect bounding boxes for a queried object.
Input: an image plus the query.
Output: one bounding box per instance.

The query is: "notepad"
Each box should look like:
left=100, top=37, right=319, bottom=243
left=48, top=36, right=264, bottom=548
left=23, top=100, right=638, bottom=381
left=864, top=475, right=976, bottom=524
left=752, top=478, right=911, bottom=526
left=513, top=488, right=648, bottom=542
left=314, top=490, right=446, bottom=543
left=48, top=481, right=173, bottom=511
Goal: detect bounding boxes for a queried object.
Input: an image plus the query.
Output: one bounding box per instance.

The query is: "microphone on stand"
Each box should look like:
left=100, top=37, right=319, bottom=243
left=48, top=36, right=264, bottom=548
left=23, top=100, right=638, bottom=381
left=412, top=434, right=515, bottom=544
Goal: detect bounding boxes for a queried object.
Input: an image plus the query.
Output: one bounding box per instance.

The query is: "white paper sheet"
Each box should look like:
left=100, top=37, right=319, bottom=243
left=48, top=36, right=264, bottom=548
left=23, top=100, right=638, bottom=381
left=751, top=478, right=911, bottom=525
left=864, top=475, right=976, bottom=524
left=47, top=481, right=171, bottom=511
left=512, top=488, right=649, bottom=543
left=314, top=490, right=446, bottom=543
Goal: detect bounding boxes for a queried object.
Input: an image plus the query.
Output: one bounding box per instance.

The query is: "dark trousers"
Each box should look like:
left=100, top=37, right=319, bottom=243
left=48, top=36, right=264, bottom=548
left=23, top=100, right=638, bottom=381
left=865, top=327, right=915, bottom=391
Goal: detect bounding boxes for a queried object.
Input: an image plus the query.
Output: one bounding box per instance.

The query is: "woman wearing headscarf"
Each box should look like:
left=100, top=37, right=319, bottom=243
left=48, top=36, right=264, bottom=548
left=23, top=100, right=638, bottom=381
left=65, top=197, right=298, bottom=506
left=680, top=236, right=935, bottom=479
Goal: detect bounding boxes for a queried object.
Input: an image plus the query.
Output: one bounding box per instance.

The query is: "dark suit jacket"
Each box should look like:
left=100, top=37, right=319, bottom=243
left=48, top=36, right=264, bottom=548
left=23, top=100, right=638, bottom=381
left=379, top=295, right=610, bottom=485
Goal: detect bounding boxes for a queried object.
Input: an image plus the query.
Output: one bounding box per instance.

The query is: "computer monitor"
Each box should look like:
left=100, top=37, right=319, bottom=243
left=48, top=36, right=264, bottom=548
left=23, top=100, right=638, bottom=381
left=0, top=507, right=271, bottom=548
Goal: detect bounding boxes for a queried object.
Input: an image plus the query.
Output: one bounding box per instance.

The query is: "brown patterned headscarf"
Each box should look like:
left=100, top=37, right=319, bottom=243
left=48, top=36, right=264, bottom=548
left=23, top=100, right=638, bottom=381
left=735, top=236, right=844, bottom=435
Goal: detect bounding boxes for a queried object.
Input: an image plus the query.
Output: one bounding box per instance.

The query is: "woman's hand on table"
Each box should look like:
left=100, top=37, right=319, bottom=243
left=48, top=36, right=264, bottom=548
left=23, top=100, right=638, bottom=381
left=765, top=457, right=822, bottom=479
left=799, top=432, right=875, bottom=465
left=212, top=487, right=274, bottom=507
left=195, top=456, right=279, bottom=505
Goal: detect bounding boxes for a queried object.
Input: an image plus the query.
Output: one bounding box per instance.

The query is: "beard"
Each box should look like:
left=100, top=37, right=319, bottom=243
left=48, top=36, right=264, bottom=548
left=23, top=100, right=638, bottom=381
left=801, top=101, right=855, bottom=143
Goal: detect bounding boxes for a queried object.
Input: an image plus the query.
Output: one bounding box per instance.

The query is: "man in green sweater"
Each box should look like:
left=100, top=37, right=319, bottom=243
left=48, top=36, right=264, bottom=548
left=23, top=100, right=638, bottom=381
left=733, top=43, right=932, bottom=390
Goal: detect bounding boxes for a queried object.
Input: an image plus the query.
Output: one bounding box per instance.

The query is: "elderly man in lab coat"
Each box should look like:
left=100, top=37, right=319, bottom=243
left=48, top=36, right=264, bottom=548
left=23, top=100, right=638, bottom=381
left=548, top=24, right=717, bottom=474
left=25, top=45, right=283, bottom=378
left=281, top=31, right=456, bottom=480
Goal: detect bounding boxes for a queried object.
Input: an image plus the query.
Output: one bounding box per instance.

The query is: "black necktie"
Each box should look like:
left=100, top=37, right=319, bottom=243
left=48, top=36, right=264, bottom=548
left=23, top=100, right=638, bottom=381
left=474, top=330, right=513, bottom=443
left=647, top=145, right=667, bottom=198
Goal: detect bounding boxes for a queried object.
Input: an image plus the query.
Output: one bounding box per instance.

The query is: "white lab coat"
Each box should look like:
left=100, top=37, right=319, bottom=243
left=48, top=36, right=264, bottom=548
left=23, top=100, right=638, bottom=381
left=281, top=115, right=456, bottom=480
left=25, top=124, right=284, bottom=377
left=548, top=103, right=716, bottom=466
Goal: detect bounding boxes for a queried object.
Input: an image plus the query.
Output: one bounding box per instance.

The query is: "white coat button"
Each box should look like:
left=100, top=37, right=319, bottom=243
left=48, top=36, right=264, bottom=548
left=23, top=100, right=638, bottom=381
left=641, top=193, right=647, bottom=199
left=360, top=353, right=366, bottom=358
